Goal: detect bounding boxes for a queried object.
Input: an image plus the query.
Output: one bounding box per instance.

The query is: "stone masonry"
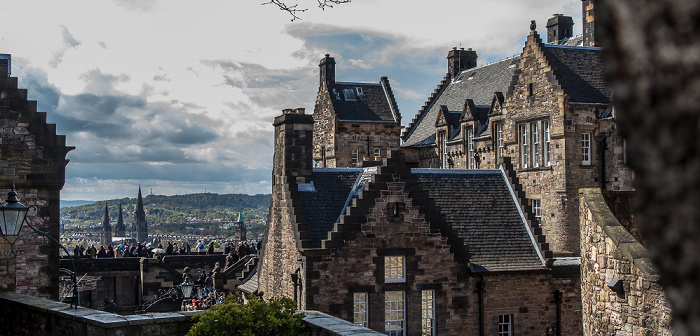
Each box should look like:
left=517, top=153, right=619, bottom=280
left=0, top=64, right=73, bottom=299
left=579, top=188, right=673, bottom=335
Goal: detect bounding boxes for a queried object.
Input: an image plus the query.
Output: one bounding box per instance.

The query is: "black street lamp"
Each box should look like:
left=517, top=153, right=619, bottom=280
left=181, top=274, right=195, bottom=299
left=0, top=183, right=29, bottom=236
left=0, top=183, right=79, bottom=308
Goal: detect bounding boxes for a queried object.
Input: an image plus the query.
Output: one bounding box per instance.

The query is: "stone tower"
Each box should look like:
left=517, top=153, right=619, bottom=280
left=447, top=47, right=477, bottom=78
left=132, top=187, right=148, bottom=243
left=236, top=212, right=246, bottom=241
left=100, top=202, right=112, bottom=247
left=582, top=0, right=597, bottom=46
left=546, top=14, right=574, bottom=44
left=114, top=203, right=126, bottom=237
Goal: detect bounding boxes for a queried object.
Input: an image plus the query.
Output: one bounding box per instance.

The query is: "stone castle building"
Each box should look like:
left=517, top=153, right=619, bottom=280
left=313, top=54, right=402, bottom=168
left=132, top=186, right=148, bottom=243
left=400, top=11, right=633, bottom=255
left=259, top=108, right=581, bottom=335
left=0, top=60, right=73, bottom=300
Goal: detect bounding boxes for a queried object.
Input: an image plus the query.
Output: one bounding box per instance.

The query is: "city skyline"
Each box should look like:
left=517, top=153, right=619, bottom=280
left=0, top=0, right=581, bottom=201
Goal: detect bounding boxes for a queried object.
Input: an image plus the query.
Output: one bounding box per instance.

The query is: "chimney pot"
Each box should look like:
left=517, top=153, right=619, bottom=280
left=294, top=108, right=306, bottom=115
left=283, top=109, right=294, bottom=114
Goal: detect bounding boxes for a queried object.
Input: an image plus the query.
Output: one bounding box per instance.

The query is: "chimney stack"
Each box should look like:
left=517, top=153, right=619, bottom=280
left=319, top=54, right=336, bottom=89
left=447, top=47, right=477, bottom=78
left=546, top=14, right=574, bottom=44
left=273, top=108, right=314, bottom=185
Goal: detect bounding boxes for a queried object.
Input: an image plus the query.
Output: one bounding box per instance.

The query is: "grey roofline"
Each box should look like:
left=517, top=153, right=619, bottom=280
left=338, top=120, right=399, bottom=123
left=336, top=81, right=382, bottom=86
left=402, top=54, right=519, bottom=143
left=499, top=165, right=547, bottom=266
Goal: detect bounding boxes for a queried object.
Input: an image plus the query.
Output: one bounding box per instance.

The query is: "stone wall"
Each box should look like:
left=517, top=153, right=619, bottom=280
left=579, top=188, right=673, bottom=335
left=0, top=66, right=72, bottom=299
left=0, top=293, right=381, bottom=336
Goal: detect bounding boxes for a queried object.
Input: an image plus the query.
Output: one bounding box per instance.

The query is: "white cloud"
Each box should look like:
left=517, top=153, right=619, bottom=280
left=1, top=0, right=583, bottom=201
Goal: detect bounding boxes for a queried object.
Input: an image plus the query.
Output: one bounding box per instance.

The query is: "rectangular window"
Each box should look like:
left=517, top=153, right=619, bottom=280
left=533, top=199, right=541, bottom=223
left=356, top=87, right=365, bottom=96
left=352, top=148, right=359, bottom=166
left=421, top=290, right=435, bottom=336
left=543, top=121, right=551, bottom=167
left=520, top=124, right=528, bottom=168
left=385, top=291, right=405, bottom=336
left=344, top=88, right=356, bottom=101
left=467, top=128, right=474, bottom=169
left=374, top=148, right=381, bottom=158
left=439, top=132, right=447, bottom=168
left=531, top=122, right=540, bottom=168
left=353, top=292, right=368, bottom=327
left=499, top=314, right=513, bottom=336
left=623, top=138, right=627, bottom=165
left=385, top=256, right=405, bottom=283
left=496, top=124, right=504, bottom=161
left=582, top=133, right=591, bottom=165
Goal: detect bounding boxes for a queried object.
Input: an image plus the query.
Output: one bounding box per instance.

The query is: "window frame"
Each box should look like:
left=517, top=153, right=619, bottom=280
left=466, top=127, right=474, bottom=169
left=421, top=290, right=436, bottom=336
left=496, top=123, right=504, bottom=161
left=439, top=132, right=448, bottom=168
left=384, top=256, right=406, bottom=283
left=352, top=148, right=359, bottom=166
left=582, top=133, right=592, bottom=165
left=520, top=124, right=528, bottom=168
left=498, top=314, right=514, bottom=336
left=353, top=292, right=368, bottom=327
left=374, top=147, right=381, bottom=158
left=531, top=122, right=540, bottom=168
left=533, top=199, right=542, bottom=223
left=385, top=291, right=406, bottom=336
left=543, top=121, right=551, bottom=167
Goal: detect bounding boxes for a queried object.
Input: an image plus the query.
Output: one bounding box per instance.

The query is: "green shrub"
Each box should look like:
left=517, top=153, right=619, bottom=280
left=187, top=295, right=308, bottom=336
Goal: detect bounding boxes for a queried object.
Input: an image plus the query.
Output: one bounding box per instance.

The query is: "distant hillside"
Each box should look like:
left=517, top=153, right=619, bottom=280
left=61, top=193, right=271, bottom=237
left=61, top=200, right=95, bottom=208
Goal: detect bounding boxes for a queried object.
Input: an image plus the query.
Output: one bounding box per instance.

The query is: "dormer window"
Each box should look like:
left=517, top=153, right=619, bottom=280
left=344, top=88, right=356, bottom=101
left=356, top=87, right=365, bottom=96
left=508, top=58, right=518, bottom=68
left=333, top=89, right=340, bottom=100
left=468, top=72, right=476, bottom=80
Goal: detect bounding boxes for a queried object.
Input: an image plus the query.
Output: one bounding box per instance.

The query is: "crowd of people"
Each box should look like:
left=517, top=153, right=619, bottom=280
left=70, top=238, right=263, bottom=260
left=180, top=291, right=229, bottom=311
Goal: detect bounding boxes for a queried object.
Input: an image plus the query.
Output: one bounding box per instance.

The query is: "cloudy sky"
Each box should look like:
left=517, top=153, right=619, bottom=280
left=0, top=0, right=581, bottom=201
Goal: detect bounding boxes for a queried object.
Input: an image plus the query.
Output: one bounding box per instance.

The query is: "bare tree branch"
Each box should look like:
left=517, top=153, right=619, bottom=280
left=317, top=0, right=351, bottom=11
left=262, top=0, right=351, bottom=21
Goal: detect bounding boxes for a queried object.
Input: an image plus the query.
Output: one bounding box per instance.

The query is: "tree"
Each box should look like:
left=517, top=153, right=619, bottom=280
left=187, top=295, right=308, bottom=336
left=262, top=0, right=351, bottom=21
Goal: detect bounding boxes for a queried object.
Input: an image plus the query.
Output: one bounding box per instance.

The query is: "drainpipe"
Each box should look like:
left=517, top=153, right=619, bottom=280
left=600, top=135, right=607, bottom=190
left=291, top=268, right=301, bottom=310
left=553, top=290, right=562, bottom=336
left=475, top=276, right=485, bottom=336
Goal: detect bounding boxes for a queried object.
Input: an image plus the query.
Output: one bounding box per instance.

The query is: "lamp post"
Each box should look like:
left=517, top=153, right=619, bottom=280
left=0, top=183, right=79, bottom=308
left=181, top=274, right=194, bottom=299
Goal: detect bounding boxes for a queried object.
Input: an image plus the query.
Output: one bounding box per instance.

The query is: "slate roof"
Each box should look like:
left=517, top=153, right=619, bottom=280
left=413, top=169, right=545, bottom=272
left=297, top=167, right=544, bottom=272
left=299, top=169, right=363, bottom=248
left=331, top=82, right=398, bottom=122
left=544, top=45, right=611, bottom=103
left=402, top=56, right=519, bottom=147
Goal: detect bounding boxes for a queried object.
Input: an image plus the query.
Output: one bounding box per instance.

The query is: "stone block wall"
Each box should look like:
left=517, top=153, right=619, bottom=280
left=579, top=188, right=673, bottom=335
left=332, top=121, right=400, bottom=168
left=0, top=66, right=72, bottom=299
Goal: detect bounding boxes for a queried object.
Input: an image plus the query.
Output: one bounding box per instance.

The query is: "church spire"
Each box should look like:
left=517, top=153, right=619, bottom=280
left=114, top=203, right=126, bottom=236
left=133, top=186, right=149, bottom=243
left=101, top=202, right=112, bottom=246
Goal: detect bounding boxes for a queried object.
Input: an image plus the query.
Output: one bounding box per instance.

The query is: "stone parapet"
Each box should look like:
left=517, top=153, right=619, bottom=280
left=579, top=188, right=673, bottom=335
